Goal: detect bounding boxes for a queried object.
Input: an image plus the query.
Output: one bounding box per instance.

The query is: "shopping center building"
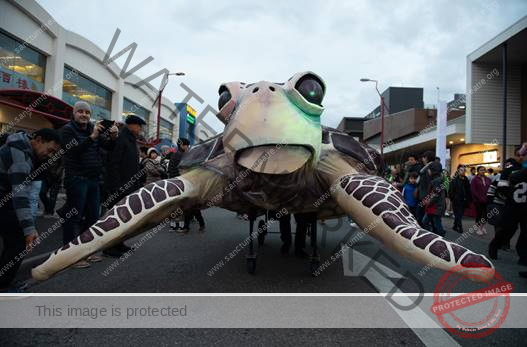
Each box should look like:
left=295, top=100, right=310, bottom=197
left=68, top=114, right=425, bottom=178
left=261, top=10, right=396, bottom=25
left=362, top=15, right=526, bottom=173
left=0, top=0, right=182, bottom=143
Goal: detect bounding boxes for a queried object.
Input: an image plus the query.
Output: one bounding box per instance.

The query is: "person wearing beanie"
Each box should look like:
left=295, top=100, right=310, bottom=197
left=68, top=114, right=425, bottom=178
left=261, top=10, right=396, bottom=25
left=104, top=114, right=146, bottom=257
left=422, top=161, right=446, bottom=236
left=60, top=101, right=118, bottom=269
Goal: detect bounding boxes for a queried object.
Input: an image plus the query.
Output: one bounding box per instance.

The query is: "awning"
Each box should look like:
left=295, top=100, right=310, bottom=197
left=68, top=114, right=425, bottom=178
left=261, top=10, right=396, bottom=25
left=0, top=89, right=72, bottom=127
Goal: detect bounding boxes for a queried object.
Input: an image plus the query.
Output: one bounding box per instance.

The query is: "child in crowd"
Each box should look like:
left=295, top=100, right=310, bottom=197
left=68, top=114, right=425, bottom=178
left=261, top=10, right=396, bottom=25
left=402, top=172, right=418, bottom=218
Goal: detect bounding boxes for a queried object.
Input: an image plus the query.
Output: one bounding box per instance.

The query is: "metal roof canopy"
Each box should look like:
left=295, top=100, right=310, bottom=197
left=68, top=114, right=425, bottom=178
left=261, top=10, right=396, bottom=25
left=468, top=15, right=527, bottom=64
left=0, top=89, right=72, bottom=127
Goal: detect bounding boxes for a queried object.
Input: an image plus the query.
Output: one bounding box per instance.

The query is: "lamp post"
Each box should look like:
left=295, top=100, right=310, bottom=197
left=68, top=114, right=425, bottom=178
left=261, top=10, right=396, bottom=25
left=360, top=78, right=386, bottom=156
left=154, top=72, right=185, bottom=142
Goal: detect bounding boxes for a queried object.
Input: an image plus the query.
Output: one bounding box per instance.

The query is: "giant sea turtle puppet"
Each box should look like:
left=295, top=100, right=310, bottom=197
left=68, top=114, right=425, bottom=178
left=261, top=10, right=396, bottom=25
left=32, top=72, right=494, bottom=281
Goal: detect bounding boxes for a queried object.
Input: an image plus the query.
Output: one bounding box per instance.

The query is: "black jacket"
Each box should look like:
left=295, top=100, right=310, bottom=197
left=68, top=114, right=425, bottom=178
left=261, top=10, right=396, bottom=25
left=429, top=174, right=446, bottom=215
left=417, top=162, right=432, bottom=201
left=449, top=175, right=471, bottom=206
left=508, top=168, right=527, bottom=208
left=106, top=127, right=141, bottom=195
left=168, top=151, right=184, bottom=178
left=61, top=121, right=114, bottom=178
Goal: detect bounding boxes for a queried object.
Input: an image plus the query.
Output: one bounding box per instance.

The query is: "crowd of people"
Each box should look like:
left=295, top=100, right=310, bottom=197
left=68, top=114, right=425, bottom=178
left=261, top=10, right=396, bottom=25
left=0, top=101, right=200, bottom=292
left=1, top=100, right=526, bottom=292
left=391, top=146, right=527, bottom=277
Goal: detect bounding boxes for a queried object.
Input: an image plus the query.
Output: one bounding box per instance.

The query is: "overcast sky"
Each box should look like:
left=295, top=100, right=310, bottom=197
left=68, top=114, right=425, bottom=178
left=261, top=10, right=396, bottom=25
left=37, top=0, right=527, bottom=131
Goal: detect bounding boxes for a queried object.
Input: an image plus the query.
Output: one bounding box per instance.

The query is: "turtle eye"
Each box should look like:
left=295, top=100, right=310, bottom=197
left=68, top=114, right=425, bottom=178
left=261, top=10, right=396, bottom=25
left=295, top=75, right=324, bottom=106
left=218, top=88, right=232, bottom=110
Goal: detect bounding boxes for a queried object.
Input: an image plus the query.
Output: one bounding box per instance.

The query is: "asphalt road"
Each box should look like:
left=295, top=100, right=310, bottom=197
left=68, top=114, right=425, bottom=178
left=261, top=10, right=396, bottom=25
left=3, top=208, right=527, bottom=346
left=16, top=207, right=527, bottom=294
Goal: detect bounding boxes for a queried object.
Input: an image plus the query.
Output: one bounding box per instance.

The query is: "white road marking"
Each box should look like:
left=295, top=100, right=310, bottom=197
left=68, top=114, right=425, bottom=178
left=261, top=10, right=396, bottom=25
left=343, top=245, right=460, bottom=347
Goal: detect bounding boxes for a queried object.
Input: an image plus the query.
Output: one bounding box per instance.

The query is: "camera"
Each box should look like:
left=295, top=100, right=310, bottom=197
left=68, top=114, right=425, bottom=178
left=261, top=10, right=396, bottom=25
left=100, top=119, right=115, bottom=130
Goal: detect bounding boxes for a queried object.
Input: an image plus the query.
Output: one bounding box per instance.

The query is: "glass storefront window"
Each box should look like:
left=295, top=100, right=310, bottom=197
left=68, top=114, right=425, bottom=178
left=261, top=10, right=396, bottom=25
left=123, top=98, right=150, bottom=135
left=63, top=66, right=112, bottom=120
left=0, top=30, right=46, bottom=91
left=160, top=118, right=174, bottom=140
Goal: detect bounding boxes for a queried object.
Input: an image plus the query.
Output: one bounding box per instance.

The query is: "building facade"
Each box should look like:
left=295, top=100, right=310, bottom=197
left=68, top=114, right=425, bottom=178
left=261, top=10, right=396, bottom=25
left=176, top=103, right=196, bottom=144
left=466, top=15, right=527, bottom=161
left=360, top=16, right=526, bottom=174
left=365, top=87, right=424, bottom=119
left=336, top=117, right=365, bottom=141
left=0, top=0, right=179, bottom=142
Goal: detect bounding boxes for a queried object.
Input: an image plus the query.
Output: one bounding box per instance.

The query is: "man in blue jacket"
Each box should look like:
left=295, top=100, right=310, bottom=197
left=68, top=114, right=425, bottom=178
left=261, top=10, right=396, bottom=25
left=0, top=129, right=61, bottom=292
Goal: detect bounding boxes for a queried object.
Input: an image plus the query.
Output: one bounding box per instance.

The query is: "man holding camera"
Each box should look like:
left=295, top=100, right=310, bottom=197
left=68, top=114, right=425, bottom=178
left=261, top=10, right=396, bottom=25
left=61, top=101, right=118, bottom=269
left=104, top=115, right=146, bottom=257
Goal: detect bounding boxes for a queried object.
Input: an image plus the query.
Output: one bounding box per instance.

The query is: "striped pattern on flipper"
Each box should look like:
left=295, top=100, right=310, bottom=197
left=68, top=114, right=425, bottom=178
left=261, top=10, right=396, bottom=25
left=340, top=174, right=493, bottom=269
left=32, top=178, right=186, bottom=281
left=63, top=179, right=185, bottom=251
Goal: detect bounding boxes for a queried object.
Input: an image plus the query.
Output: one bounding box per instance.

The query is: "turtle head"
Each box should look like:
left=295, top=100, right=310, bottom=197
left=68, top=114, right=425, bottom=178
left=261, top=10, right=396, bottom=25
left=217, top=71, right=325, bottom=174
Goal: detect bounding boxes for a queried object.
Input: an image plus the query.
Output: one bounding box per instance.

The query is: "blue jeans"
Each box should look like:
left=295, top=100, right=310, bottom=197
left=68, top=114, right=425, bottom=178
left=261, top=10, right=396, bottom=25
left=422, top=214, right=445, bottom=236
left=62, top=176, right=100, bottom=245
left=30, top=180, right=42, bottom=221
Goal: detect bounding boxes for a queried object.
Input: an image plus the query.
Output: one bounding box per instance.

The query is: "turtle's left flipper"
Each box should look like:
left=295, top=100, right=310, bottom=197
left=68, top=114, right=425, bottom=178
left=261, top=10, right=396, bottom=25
left=331, top=174, right=494, bottom=279
left=32, top=169, right=227, bottom=281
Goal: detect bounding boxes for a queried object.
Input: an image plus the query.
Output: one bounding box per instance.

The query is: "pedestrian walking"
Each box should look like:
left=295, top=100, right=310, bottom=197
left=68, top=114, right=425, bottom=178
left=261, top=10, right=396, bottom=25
left=471, top=165, right=491, bottom=236
left=449, top=165, right=471, bottom=233
left=468, top=167, right=477, bottom=182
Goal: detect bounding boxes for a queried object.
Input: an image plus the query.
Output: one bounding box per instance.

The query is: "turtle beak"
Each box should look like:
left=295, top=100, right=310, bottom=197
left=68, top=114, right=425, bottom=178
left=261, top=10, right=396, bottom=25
left=236, top=145, right=312, bottom=174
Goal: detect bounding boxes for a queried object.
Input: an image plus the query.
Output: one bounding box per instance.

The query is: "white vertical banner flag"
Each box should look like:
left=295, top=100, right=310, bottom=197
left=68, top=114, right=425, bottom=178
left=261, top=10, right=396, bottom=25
left=436, top=101, right=447, bottom=168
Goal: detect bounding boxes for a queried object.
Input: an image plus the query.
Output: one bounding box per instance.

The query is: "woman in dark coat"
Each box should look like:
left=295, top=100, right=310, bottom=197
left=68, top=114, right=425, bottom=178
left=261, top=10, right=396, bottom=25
left=449, top=165, right=471, bottom=233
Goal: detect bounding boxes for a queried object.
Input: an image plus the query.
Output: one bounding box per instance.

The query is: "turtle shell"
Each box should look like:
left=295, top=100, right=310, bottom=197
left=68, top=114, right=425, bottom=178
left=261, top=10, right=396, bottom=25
left=322, top=125, right=385, bottom=176
left=179, top=134, right=224, bottom=169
